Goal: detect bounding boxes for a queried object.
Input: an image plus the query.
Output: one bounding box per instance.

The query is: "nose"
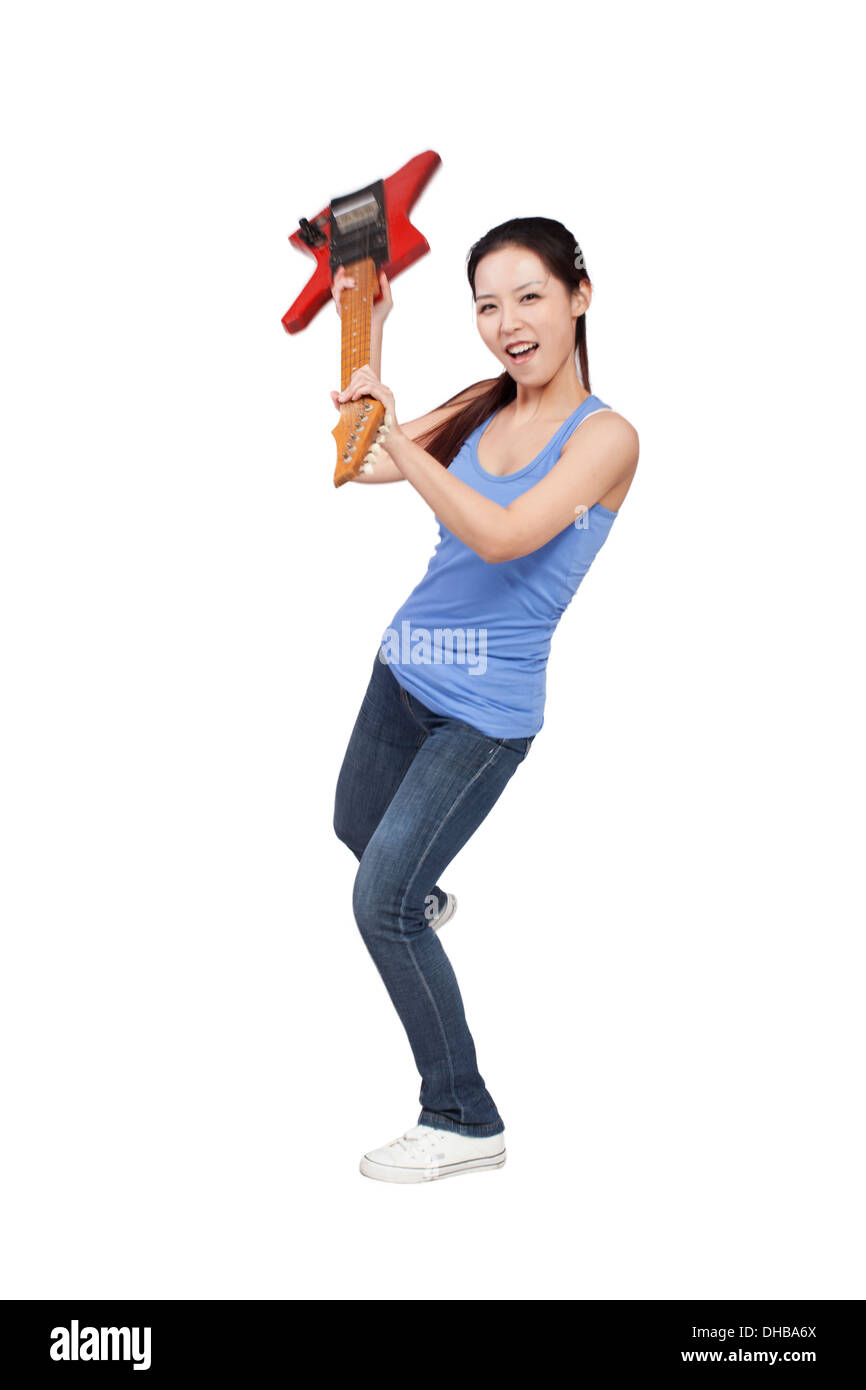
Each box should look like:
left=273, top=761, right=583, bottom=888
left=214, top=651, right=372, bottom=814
left=499, top=309, right=528, bottom=337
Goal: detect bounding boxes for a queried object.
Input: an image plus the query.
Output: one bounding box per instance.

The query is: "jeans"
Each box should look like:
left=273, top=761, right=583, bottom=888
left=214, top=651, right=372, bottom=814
left=333, top=647, right=535, bottom=1137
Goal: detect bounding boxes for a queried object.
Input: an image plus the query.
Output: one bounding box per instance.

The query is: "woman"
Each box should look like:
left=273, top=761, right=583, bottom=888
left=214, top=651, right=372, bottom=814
left=330, top=217, right=639, bottom=1184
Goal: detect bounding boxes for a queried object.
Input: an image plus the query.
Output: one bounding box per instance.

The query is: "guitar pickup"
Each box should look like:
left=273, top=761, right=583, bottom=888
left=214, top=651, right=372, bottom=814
left=328, top=178, right=389, bottom=273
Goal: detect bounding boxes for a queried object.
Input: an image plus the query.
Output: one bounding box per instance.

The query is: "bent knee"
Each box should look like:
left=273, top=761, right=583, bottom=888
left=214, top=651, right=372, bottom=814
left=352, top=856, right=429, bottom=940
left=352, top=859, right=380, bottom=933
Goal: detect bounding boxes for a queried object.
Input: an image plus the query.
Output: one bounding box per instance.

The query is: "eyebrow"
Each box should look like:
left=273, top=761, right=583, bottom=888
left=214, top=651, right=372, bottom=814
left=475, top=280, right=544, bottom=302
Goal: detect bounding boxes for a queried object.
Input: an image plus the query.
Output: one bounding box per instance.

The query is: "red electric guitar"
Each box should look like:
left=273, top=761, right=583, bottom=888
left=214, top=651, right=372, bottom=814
left=282, top=150, right=442, bottom=487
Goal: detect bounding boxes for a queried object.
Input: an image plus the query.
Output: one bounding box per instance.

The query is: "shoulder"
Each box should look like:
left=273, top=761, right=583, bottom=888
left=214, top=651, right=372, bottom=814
left=563, top=406, right=639, bottom=471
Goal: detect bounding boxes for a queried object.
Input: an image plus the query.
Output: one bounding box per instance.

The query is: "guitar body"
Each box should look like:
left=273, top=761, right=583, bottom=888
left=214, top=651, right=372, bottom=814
left=281, top=150, right=441, bottom=335
left=282, top=150, right=442, bottom=486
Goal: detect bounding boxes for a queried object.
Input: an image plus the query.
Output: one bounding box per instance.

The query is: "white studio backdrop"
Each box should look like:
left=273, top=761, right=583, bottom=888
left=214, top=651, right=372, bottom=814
left=1, top=0, right=863, bottom=1300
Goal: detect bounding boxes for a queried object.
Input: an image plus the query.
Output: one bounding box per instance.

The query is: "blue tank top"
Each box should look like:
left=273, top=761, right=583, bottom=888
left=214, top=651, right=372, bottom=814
left=379, top=394, right=619, bottom=738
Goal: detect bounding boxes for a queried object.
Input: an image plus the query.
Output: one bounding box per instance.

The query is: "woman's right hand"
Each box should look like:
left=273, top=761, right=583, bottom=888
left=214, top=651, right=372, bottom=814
left=330, top=263, right=393, bottom=328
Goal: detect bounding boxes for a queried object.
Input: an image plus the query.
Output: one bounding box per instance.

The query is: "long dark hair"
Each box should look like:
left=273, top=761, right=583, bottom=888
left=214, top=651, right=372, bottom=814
left=412, top=216, right=593, bottom=466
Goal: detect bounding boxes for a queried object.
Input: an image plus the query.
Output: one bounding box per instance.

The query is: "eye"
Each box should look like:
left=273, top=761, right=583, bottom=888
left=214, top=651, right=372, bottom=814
left=478, top=293, right=539, bottom=313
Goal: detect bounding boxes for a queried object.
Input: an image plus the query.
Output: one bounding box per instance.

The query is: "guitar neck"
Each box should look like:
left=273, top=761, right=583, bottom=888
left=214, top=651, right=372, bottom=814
left=339, top=256, right=379, bottom=388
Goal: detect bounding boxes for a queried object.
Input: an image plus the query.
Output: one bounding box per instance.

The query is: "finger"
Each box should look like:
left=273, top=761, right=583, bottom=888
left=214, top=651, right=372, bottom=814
left=331, top=269, right=356, bottom=314
left=338, top=365, right=375, bottom=399
left=344, top=366, right=371, bottom=390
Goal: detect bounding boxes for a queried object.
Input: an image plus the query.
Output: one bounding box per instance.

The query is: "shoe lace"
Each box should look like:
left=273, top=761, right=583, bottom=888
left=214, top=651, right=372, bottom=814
left=391, top=1128, right=444, bottom=1157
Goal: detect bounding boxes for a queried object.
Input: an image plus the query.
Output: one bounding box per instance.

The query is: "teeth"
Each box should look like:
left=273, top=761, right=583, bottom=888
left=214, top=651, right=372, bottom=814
left=507, top=343, right=537, bottom=356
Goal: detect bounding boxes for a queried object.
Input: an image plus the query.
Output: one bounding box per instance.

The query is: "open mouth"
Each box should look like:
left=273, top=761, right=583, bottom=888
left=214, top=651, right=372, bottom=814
left=505, top=342, right=538, bottom=362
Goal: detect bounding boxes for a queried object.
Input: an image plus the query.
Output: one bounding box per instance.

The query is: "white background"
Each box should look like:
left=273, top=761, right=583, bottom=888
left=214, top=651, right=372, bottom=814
left=1, top=0, right=863, bottom=1300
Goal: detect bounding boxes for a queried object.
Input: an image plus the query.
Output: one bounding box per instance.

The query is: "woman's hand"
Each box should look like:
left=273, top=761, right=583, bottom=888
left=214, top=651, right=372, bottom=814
left=330, top=364, right=400, bottom=436
left=330, top=264, right=393, bottom=329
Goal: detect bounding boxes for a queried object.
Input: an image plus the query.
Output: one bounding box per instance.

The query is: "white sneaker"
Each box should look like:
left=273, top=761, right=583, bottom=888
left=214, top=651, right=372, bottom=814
left=427, top=891, right=457, bottom=934
left=359, top=1123, right=506, bottom=1184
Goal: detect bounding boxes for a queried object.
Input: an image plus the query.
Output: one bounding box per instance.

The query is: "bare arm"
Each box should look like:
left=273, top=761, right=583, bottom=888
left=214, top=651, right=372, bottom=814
left=383, top=410, right=639, bottom=559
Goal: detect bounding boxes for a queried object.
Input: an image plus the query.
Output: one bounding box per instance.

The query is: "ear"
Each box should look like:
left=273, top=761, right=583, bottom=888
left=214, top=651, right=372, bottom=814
left=571, top=280, right=592, bottom=317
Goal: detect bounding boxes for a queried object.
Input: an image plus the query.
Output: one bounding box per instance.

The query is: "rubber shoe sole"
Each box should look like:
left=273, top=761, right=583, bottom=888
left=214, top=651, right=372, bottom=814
left=359, top=1144, right=506, bottom=1184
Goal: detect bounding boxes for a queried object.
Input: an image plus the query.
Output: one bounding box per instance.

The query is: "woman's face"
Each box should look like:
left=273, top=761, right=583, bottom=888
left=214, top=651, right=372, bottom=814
left=473, top=245, right=586, bottom=380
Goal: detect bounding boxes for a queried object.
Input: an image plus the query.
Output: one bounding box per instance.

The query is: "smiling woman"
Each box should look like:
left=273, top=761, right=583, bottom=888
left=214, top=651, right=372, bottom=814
left=331, top=215, right=638, bottom=1184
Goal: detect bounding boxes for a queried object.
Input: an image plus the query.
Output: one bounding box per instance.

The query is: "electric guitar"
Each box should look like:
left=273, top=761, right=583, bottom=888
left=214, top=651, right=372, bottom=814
left=282, top=150, right=442, bottom=486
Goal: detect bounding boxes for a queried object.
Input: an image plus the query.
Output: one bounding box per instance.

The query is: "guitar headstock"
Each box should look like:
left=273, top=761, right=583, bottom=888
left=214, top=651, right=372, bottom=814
left=331, top=398, right=394, bottom=487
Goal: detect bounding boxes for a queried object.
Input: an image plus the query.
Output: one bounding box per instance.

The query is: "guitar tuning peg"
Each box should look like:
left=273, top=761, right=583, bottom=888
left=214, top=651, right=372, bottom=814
left=360, top=461, right=375, bottom=475
left=383, top=411, right=394, bottom=430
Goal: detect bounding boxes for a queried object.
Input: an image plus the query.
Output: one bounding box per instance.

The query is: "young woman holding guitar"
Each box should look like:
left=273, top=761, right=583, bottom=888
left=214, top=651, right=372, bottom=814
left=331, top=217, right=639, bottom=1183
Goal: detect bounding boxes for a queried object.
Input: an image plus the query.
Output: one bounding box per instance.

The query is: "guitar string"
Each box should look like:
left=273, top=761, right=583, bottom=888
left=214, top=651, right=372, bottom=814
left=341, top=218, right=373, bottom=391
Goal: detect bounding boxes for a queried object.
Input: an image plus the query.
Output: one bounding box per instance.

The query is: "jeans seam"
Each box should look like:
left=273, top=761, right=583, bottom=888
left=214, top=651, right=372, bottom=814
left=398, top=741, right=504, bottom=1125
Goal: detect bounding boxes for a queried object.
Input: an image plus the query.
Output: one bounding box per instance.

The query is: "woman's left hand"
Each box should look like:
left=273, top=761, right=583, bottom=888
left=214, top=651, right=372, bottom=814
left=334, top=365, right=400, bottom=436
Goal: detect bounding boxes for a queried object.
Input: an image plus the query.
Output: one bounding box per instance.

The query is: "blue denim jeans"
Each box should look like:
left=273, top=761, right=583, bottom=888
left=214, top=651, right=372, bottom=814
left=333, top=648, right=534, bottom=1137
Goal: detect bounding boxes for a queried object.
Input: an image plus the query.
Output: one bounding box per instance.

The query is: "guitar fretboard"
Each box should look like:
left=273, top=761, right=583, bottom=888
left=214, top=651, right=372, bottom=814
left=339, top=257, right=378, bottom=390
